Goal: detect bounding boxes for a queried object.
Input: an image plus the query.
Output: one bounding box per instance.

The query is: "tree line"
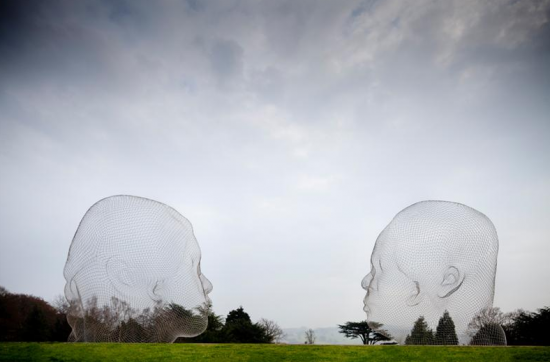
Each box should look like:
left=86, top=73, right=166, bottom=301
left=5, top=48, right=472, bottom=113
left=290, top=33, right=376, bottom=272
left=488, top=307, right=549, bottom=346
left=0, top=287, right=70, bottom=342
left=338, top=307, right=550, bottom=346
left=403, top=307, right=550, bottom=346
left=0, top=287, right=283, bottom=343
left=176, top=306, right=284, bottom=343
left=1, top=286, right=548, bottom=345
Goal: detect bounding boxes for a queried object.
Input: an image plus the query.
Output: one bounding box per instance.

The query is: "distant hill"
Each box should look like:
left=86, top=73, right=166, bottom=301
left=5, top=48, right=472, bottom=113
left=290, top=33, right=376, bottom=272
left=281, top=327, right=363, bottom=345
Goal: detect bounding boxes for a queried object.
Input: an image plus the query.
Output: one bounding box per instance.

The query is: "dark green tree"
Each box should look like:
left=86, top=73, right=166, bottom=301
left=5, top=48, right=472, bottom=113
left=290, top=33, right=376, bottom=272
left=226, top=306, right=252, bottom=324
left=338, top=321, right=391, bottom=345
left=22, top=306, right=50, bottom=341
left=434, top=310, right=458, bottom=345
left=194, top=312, right=225, bottom=342
left=222, top=306, right=270, bottom=343
left=177, top=304, right=281, bottom=344
left=0, top=288, right=57, bottom=342
left=405, top=316, right=435, bottom=345
left=504, top=307, right=550, bottom=346
left=178, top=303, right=226, bottom=343
left=51, top=313, right=72, bottom=341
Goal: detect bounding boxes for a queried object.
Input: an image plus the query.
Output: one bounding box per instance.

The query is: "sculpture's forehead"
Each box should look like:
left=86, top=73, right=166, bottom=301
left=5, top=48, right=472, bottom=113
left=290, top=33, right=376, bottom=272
left=89, top=196, right=190, bottom=226
left=373, top=201, right=497, bottom=275
left=70, top=196, right=201, bottom=267
left=85, top=196, right=192, bottom=236
left=381, top=201, right=489, bottom=245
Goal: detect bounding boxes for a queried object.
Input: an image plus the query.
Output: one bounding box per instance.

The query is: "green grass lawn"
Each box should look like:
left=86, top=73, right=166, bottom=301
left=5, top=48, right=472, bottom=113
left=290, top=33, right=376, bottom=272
left=1, top=343, right=549, bottom=362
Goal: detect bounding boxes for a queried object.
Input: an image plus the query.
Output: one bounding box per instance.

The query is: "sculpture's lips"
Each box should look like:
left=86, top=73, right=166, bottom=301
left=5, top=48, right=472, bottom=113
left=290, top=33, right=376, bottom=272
left=363, top=302, right=371, bottom=316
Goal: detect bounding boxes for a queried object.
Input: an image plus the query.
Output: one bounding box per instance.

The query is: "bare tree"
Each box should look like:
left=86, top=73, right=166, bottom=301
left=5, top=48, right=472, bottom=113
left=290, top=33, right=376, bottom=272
left=467, top=307, right=514, bottom=336
left=258, top=318, right=285, bottom=343
left=52, top=295, right=69, bottom=314
left=304, top=328, right=316, bottom=344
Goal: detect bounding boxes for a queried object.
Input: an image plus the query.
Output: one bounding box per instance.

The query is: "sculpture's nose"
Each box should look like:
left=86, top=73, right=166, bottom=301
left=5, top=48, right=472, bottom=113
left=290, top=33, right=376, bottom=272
left=200, top=273, right=213, bottom=295
left=361, top=273, right=373, bottom=291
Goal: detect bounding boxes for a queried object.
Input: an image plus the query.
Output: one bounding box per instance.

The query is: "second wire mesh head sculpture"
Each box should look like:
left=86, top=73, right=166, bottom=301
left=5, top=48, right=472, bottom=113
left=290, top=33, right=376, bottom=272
left=362, top=200, right=506, bottom=345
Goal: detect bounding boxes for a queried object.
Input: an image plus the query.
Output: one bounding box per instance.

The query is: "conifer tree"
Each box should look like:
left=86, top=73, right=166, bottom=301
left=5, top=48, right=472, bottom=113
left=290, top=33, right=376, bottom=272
left=435, top=310, right=459, bottom=345
left=405, top=316, right=434, bottom=345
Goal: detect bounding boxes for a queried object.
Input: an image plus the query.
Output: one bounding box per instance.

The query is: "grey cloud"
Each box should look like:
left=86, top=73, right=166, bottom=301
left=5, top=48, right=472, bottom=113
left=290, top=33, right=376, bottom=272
left=248, top=66, right=285, bottom=104
left=0, top=1, right=125, bottom=93
left=208, top=38, right=244, bottom=87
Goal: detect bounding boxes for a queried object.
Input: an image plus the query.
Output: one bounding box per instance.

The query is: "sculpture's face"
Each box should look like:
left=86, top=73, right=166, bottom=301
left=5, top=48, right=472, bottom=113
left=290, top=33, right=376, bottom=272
left=361, top=236, right=429, bottom=342
left=64, top=195, right=213, bottom=342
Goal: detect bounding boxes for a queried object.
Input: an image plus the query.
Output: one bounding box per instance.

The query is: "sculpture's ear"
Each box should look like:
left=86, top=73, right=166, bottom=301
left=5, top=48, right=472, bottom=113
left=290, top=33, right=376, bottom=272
left=106, top=257, right=136, bottom=294
left=438, top=266, right=464, bottom=298
left=147, top=279, right=166, bottom=303
left=406, top=281, right=424, bottom=306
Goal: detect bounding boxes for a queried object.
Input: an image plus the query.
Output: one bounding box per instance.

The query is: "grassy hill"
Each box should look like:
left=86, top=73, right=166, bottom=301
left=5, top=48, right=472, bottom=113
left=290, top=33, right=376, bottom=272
left=1, top=343, right=549, bottom=362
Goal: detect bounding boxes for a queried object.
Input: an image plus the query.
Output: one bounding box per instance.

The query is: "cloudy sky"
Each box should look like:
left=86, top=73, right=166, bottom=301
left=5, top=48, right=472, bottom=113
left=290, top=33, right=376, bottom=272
left=1, top=0, right=549, bottom=329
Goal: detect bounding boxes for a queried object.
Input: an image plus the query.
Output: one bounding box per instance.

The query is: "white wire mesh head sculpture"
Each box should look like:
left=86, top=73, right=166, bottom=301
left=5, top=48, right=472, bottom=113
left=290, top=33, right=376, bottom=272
left=64, top=195, right=213, bottom=342
left=362, top=201, right=506, bottom=345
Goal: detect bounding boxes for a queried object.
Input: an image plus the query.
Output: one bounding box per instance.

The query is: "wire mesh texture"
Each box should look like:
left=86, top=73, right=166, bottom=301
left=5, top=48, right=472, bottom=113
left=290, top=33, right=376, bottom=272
left=362, top=200, right=506, bottom=345
left=64, top=195, right=212, bottom=342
